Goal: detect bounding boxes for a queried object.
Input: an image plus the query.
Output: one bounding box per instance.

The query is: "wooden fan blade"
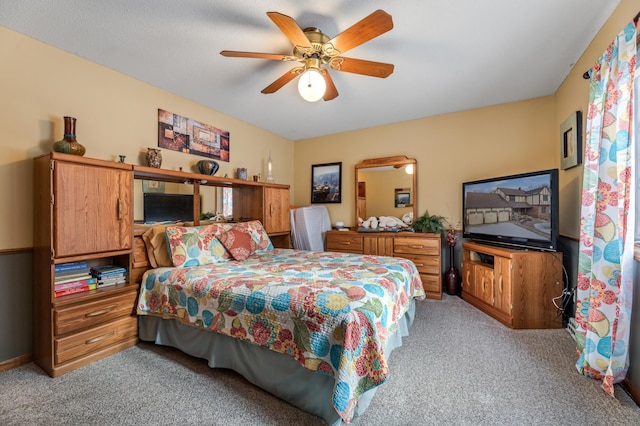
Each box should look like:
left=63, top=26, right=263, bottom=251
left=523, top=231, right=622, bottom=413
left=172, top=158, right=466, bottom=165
left=333, top=57, right=394, bottom=78
left=267, top=12, right=312, bottom=49
left=220, top=50, right=294, bottom=61
left=326, top=10, right=393, bottom=55
left=322, top=70, right=339, bottom=101
left=261, top=68, right=302, bottom=94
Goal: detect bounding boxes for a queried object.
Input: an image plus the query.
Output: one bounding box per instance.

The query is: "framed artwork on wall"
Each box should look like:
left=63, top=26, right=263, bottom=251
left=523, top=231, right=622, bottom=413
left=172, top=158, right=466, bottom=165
left=157, top=109, right=230, bottom=162
left=560, top=111, right=582, bottom=170
left=311, top=162, right=342, bottom=204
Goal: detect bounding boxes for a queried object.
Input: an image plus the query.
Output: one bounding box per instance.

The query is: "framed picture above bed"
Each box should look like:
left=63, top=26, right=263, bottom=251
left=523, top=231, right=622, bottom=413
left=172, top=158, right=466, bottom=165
left=311, top=162, right=342, bottom=204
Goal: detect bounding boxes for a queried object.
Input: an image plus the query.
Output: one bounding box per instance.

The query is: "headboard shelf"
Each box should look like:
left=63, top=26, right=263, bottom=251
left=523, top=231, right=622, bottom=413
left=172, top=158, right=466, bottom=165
left=133, top=165, right=288, bottom=189
left=132, top=164, right=290, bottom=245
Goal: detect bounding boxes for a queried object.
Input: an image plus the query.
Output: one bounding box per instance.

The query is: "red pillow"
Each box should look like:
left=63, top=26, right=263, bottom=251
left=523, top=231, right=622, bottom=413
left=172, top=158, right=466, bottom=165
left=218, top=227, right=257, bottom=261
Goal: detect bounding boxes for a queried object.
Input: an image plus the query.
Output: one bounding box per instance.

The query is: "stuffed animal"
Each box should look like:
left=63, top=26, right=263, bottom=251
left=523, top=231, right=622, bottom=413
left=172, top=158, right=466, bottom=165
left=378, top=216, right=409, bottom=228
left=360, top=215, right=408, bottom=230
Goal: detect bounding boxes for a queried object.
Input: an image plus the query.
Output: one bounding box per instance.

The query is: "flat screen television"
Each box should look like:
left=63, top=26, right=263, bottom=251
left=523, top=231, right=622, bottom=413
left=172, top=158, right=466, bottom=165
left=462, top=169, right=559, bottom=251
left=143, top=193, right=196, bottom=223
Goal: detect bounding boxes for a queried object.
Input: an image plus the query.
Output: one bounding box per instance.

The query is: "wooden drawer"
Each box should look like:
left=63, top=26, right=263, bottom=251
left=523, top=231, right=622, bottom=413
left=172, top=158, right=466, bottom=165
left=326, top=233, right=363, bottom=253
left=420, top=273, right=441, bottom=293
left=54, top=316, right=138, bottom=365
left=394, top=237, right=440, bottom=256
left=397, top=253, right=440, bottom=275
left=54, top=291, right=138, bottom=336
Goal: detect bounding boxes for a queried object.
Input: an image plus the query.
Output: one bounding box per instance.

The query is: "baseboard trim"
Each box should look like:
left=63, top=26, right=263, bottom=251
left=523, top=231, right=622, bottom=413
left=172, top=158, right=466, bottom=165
left=622, top=378, right=640, bottom=406
left=0, top=353, right=33, bottom=372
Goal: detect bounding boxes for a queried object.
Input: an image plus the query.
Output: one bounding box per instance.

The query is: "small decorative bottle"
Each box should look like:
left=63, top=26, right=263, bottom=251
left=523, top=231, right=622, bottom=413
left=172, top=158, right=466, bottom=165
left=146, top=148, right=162, bottom=168
left=52, top=116, right=86, bottom=156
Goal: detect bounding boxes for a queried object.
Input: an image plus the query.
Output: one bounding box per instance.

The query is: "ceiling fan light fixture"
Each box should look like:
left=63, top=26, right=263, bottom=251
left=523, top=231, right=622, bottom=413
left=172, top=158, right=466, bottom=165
left=298, top=67, right=326, bottom=102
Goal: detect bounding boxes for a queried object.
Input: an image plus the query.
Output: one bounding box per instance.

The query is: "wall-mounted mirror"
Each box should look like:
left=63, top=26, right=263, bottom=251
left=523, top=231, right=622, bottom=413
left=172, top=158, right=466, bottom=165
left=354, top=155, right=417, bottom=226
left=133, top=179, right=224, bottom=224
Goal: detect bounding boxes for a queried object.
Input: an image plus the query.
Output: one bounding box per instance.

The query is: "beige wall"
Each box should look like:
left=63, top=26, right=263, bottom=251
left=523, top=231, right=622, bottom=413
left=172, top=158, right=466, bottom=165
left=294, top=0, right=640, bottom=238
left=0, top=26, right=294, bottom=250
left=294, top=96, right=556, bottom=229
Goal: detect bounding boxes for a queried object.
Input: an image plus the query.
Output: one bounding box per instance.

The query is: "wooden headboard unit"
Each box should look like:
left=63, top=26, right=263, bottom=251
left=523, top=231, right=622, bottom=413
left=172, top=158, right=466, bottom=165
left=131, top=228, right=151, bottom=284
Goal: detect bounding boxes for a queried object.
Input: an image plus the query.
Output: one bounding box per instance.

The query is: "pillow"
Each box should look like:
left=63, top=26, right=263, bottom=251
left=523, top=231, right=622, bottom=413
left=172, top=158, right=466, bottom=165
left=232, top=220, right=274, bottom=253
left=142, top=224, right=181, bottom=268
left=165, top=224, right=233, bottom=267
left=218, top=227, right=257, bottom=261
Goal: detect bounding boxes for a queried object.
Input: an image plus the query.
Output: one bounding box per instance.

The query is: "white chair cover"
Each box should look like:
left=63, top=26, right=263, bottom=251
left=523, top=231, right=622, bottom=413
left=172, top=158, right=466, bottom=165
left=289, top=206, right=332, bottom=251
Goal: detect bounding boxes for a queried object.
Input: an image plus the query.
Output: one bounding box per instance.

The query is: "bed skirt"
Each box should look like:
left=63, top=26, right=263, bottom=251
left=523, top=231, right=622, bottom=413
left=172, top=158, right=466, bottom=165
left=138, top=299, right=416, bottom=425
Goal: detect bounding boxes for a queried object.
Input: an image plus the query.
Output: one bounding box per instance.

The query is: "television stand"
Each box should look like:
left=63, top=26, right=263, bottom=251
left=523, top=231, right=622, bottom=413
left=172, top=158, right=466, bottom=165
left=461, top=241, right=563, bottom=329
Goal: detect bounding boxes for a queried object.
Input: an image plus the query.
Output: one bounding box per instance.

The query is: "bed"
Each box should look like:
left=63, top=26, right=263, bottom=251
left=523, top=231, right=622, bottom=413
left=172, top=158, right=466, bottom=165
left=135, top=220, right=425, bottom=424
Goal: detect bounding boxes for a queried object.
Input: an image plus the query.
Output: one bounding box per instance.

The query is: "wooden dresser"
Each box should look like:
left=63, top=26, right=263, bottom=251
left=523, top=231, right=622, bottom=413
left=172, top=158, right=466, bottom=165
left=326, top=230, right=442, bottom=299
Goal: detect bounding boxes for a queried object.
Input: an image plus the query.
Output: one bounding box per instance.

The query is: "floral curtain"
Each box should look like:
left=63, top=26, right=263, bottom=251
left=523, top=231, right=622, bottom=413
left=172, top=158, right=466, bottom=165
left=575, top=20, right=636, bottom=396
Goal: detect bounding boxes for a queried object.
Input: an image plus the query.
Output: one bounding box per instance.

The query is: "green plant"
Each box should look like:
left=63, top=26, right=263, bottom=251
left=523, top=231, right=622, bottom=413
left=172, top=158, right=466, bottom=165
left=412, top=210, right=447, bottom=234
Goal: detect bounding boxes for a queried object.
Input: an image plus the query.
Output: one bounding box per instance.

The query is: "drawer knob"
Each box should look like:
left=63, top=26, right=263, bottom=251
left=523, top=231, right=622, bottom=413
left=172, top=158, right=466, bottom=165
left=340, top=241, right=351, bottom=245
left=409, top=245, right=424, bottom=249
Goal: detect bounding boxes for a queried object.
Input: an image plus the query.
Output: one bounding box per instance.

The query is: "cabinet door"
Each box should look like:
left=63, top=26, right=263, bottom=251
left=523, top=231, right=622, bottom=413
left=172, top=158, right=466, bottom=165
left=493, top=256, right=512, bottom=315
left=53, top=162, right=132, bottom=257
left=462, top=260, right=476, bottom=296
left=477, top=264, right=494, bottom=305
left=263, top=187, right=290, bottom=234
left=363, top=236, right=393, bottom=256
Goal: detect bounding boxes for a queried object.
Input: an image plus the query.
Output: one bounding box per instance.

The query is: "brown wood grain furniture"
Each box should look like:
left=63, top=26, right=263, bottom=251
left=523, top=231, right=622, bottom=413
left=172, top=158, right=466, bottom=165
left=461, top=241, right=563, bottom=329
left=133, top=164, right=291, bottom=248
left=33, top=153, right=292, bottom=377
left=33, top=152, right=138, bottom=377
left=326, top=230, right=442, bottom=299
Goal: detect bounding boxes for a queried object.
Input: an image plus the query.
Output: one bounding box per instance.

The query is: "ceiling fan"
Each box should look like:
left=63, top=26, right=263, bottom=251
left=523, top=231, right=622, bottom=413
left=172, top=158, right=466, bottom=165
left=220, top=10, right=394, bottom=102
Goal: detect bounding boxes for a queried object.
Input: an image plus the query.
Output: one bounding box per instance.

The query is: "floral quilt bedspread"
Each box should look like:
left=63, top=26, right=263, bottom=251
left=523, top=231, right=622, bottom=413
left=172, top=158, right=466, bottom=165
left=137, top=248, right=425, bottom=423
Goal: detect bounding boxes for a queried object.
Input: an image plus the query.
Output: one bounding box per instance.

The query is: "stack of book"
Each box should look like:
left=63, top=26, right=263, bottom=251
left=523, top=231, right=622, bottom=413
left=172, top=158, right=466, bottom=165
left=90, top=265, right=127, bottom=287
left=54, top=261, right=97, bottom=297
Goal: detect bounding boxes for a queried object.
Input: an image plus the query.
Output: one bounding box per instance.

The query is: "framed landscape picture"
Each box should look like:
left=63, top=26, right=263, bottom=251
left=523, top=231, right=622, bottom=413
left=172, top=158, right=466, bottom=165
left=311, top=162, right=342, bottom=204
left=395, top=189, right=411, bottom=207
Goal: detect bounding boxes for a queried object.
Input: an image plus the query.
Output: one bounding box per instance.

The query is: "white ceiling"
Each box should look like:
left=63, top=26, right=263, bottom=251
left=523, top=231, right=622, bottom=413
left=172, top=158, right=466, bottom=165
left=0, top=0, right=621, bottom=140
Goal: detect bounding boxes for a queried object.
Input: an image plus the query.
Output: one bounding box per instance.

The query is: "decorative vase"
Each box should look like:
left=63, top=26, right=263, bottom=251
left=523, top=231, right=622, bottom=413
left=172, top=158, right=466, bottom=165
left=146, top=148, right=162, bottom=168
left=445, top=244, right=460, bottom=296
left=52, top=116, right=86, bottom=156
left=236, top=168, right=247, bottom=180
left=197, top=159, right=219, bottom=175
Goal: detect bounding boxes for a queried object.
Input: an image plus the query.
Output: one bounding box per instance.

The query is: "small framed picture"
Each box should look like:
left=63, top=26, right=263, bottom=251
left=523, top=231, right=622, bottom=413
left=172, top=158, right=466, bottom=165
left=142, top=180, right=165, bottom=193
left=311, top=162, right=342, bottom=204
left=395, top=190, right=411, bottom=207
left=560, top=111, right=582, bottom=170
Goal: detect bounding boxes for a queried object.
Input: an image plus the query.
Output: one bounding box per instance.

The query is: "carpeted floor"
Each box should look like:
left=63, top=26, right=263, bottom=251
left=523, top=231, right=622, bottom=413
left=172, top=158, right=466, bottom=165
left=1, top=295, right=638, bottom=425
